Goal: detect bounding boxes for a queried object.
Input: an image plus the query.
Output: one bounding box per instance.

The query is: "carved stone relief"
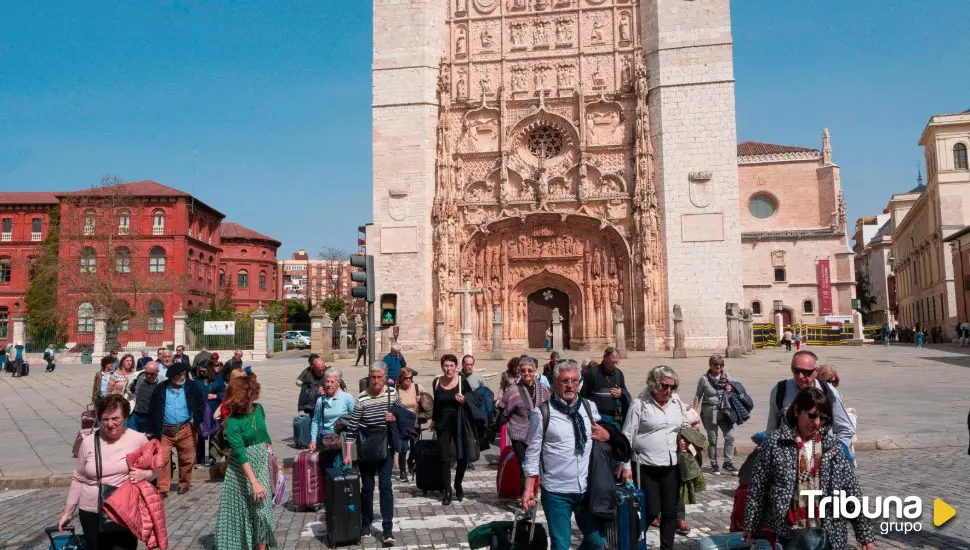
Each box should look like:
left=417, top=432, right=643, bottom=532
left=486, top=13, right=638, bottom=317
left=455, top=26, right=468, bottom=58
left=771, top=249, right=786, bottom=267
left=585, top=101, right=623, bottom=145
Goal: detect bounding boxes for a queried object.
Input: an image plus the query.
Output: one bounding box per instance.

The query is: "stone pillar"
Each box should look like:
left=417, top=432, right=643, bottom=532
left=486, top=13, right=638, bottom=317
left=251, top=304, right=269, bottom=359
left=310, top=307, right=326, bottom=353
left=321, top=314, right=335, bottom=361
left=338, top=313, right=349, bottom=359
left=612, top=304, right=628, bottom=359
left=433, top=309, right=447, bottom=361
left=848, top=309, right=869, bottom=345
left=773, top=300, right=785, bottom=344
left=551, top=308, right=563, bottom=352
left=11, top=315, right=25, bottom=347
left=725, top=302, right=743, bottom=359
left=173, top=307, right=188, bottom=350
left=381, top=328, right=391, bottom=355
left=490, top=306, right=504, bottom=360
left=672, top=304, right=686, bottom=358
left=741, top=308, right=754, bottom=353
left=93, top=311, right=108, bottom=359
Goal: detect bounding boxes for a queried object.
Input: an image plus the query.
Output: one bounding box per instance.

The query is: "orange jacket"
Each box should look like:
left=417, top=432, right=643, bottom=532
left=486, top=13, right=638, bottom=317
left=103, top=439, right=169, bottom=549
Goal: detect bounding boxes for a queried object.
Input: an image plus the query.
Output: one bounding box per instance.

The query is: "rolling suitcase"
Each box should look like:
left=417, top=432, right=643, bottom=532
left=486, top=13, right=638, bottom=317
left=45, top=526, right=85, bottom=550
left=81, top=405, right=97, bottom=430
left=293, top=414, right=312, bottom=449
left=292, top=451, right=325, bottom=511
left=496, top=445, right=521, bottom=498
left=413, top=438, right=445, bottom=493
left=20, top=361, right=29, bottom=376
left=325, top=466, right=362, bottom=547
left=607, top=478, right=647, bottom=550
left=697, top=532, right=763, bottom=549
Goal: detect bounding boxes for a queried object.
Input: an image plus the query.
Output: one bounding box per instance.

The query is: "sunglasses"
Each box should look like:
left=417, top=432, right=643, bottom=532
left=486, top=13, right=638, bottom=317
left=804, top=411, right=829, bottom=421
left=791, top=367, right=816, bottom=377
left=659, top=383, right=678, bottom=391
left=401, top=376, right=413, bottom=381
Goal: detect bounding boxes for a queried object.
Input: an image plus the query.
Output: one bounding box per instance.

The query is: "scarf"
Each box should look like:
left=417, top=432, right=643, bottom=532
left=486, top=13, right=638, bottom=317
left=548, top=394, right=587, bottom=453
left=788, top=432, right=823, bottom=528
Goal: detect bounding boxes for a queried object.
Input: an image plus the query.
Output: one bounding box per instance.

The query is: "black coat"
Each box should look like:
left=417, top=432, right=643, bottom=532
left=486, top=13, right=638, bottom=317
left=588, top=439, right=618, bottom=519
left=147, top=380, right=205, bottom=440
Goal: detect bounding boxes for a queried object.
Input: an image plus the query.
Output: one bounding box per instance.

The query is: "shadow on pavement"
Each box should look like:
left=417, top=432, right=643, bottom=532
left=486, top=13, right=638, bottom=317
left=879, top=530, right=970, bottom=549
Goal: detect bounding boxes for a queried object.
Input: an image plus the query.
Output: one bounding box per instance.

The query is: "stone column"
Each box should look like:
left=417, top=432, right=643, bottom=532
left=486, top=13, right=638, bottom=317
left=321, top=314, right=335, bottom=361
left=612, top=304, right=628, bottom=359
left=725, top=302, right=743, bottom=359
left=93, top=311, right=108, bottom=358
left=672, top=304, right=687, bottom=358
left=309, top=307, right=326, bottom=353
left=434, top=309, right=447, bottom=361
left=490, top=306, right=504, bottom=360
left=251, top=304, right=269, bottom=359
left=848, top=309, right=868, bottom=345
left=381, top=328, right=391, bottom=355
left=773, top=300, right=785, bottom=344
left=11, top=314, right=25, bottom=347
left=551, top=308, right=563, bottom=352
left=338, top=313, right=349, bottom=359
left=173, top=307, right=188, bottom=351
left=741, top=308, right=754, bottom=353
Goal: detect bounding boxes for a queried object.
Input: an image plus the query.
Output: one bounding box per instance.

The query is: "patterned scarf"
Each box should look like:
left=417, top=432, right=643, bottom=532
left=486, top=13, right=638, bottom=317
left=788, top=432, right=823, bottom=528
left=548, top=394, right=587, bottom=453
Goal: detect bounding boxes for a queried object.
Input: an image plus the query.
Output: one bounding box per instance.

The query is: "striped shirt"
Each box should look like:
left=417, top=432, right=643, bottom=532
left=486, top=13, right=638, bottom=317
left=344, top=386, right=403, bottom=436
left=498, top=381, right=551, bottom=443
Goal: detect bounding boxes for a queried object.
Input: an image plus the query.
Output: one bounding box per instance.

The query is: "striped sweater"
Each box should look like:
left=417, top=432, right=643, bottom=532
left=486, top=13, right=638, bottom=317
left=344, top=386, right=403, bottom=436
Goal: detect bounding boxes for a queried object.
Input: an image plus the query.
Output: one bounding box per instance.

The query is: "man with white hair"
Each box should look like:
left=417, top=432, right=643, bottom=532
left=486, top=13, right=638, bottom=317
left=521, top=359, right=611, bottom=550
left=382, top=344, right=405, bottom=386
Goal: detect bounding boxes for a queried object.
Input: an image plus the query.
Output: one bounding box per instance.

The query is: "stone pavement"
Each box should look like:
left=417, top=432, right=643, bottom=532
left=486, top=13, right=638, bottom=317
left=2, top=447, right=967, bottom=549
left=2, top=342, right=969, bottom=485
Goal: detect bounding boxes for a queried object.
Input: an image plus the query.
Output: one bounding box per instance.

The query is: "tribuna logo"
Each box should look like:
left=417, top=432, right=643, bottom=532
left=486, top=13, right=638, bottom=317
left=804, top=491, right=923, bottom=534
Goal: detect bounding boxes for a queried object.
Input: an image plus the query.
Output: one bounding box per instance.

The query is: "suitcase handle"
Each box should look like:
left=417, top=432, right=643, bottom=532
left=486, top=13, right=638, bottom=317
left=511, top=487, right=543, bottom=544
left=45, top=526, right=75, bottom=545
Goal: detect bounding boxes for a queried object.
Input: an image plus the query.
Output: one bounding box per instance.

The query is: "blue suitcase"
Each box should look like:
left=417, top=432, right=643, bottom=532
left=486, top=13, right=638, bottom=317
left=607, top=484, right=647, bottom=550
left=292, top=414, right=312, bottom=449
left=45, top=526, right=86, bottom=549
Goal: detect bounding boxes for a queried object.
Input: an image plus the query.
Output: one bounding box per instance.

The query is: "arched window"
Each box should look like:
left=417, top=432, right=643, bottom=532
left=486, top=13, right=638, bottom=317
left=0, top=307, right=8, bottom=339
left=751, top=301, right=762, bottom=315
left=117, top=210, right=130, bottom=235
left=147, top=301, right=164, bottom=332
left=152, top=210, right=165, bottom=235
left=31, top=218, right=43, bottom=241
left=149, top=247, right=166, bottom=273
left=219, top=270, right=226, bottom=287
left=0, top=257, right=10, bottom=285
left=803, top=300, right=814, bottom=314
left=954, top=143, right=968, bottom=170
left=237, top=269, right=249, bottom=288
left=114, top=247, right=131, bottom=273
left=80, top=247, right=97, bottom=273
left=77, top=302, right=94, bottom=333
left=259, top=271, right=267, bottom=290
left=83, top=210, right=96, bottom=235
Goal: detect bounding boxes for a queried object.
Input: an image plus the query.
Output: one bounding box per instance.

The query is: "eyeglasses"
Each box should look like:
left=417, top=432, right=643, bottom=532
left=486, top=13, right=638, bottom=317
left=401, top=377, right=413, bottom=381
left=659, top=383, right=678, bottom=391
left=791, top=367, right=816, bottom=377
left=370, top=375, right=385, bottom=380
left=558, top=378, right=580, bottom=386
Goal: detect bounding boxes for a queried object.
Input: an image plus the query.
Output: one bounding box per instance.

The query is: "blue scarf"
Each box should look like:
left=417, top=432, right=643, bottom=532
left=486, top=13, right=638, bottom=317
left=548, top=394, right=588, bottom=453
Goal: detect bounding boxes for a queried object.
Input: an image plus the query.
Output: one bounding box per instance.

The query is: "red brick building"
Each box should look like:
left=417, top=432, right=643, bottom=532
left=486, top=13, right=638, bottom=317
left=0, top=181, right=281, bottom=349
left=219, top=222, right=281, bottom=310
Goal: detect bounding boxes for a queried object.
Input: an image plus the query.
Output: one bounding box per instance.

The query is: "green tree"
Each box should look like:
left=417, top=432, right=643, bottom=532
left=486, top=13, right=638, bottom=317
left=321, top=297, right=347, bottom=320
left=216, top=280, right=236, bottom=318
left=23, top=206, right=68, bottom=347
left=855, top=268, right=878, bottom=323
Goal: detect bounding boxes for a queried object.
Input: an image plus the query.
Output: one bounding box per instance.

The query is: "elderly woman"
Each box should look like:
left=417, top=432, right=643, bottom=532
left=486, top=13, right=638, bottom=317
left=497, top=356, right=550, bottom=492
left=308, top=367, right=355, bottom=469
left=743, top=387, right=875, bottom=549
left=692, top=354, right=737, bottom=476
left=395, top=366, right=426, bottom=481
left=194, top=359, right=227, bottom=465
left=343, top=363, right=402, bottom=546
left=107, top=354, right=138, bottom=403
left=621, top=366, right=688, bottom=550
left=215, top=373, right=277, bottom=550
left=57, top=394, right=154, bottom=550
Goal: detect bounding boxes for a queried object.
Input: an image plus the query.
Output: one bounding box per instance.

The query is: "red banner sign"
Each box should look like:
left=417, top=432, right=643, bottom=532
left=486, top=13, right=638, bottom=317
left=817, top=260, right=833, bottom=315
left=887, top=275, right=897, bottom=312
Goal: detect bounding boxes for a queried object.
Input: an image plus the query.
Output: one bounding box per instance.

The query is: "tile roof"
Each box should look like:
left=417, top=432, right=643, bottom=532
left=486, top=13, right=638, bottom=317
left=56, top=180, right=224, bottom=217
left=0, top=192, right=60, bottom=205
left=220, top=222, right=281, bottom=247
left=737, top=141, right=819, bottom=156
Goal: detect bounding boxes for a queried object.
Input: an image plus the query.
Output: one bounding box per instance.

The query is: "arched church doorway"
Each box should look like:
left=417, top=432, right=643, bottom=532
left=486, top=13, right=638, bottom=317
left=527, top=288, right=570, bottom=349
left=782, top=308, right=793, bottom=327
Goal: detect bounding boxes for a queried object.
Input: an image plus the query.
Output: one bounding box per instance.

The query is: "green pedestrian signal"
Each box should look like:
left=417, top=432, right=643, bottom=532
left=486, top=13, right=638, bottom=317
left=380, top=293, right=397, bottom=327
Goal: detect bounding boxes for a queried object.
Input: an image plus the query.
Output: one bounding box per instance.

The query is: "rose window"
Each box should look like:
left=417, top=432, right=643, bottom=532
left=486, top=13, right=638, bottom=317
left=528, top=126, right=563, bottom=158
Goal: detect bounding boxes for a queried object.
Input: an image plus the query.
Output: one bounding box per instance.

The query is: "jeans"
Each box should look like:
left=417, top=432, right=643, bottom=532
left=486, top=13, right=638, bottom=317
left=541, top=488, right=606, bottom=550
left=79, top=509, right=138, bottom=550
left=639, top=464, right=680, bottom=550
left=358, top=448, right=394, bottom=537
left=126, top=412, right=149, bottom=432
left=701, top=405, right=735, bottom=467
left=355, top=348, right=367, bottom=366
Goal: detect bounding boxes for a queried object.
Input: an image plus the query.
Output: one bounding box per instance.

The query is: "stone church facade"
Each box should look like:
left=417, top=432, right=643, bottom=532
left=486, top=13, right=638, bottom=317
left=370, top=0, right=743, bottom=352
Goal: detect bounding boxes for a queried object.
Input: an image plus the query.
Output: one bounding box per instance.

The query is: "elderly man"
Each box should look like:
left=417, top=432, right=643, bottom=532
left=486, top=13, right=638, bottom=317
left=137, top=349, right=153, bottom=371
left=461, top=355, right=486, bottom=390
left=382, top=344, right=405, bottom=385
left=127, top=361, right=164, bottom=431
left=172, top=345, right=191, bottom=369
left=765, top=349, right=855, bottom=450
left=220, top=348, right=245, bottom=381
left=580, top=347, right=628, bottom=430
left=157, top=349, right=173, bottom=378
left=297, top=356, right=328, bottom=414
left=522, top=360, right=610, bottom=550
left=147, top=362, right=204, bottom=497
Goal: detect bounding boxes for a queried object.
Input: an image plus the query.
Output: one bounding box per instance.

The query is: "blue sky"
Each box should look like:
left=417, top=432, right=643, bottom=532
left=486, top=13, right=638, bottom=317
left=1, top=1, right=968, bottom=256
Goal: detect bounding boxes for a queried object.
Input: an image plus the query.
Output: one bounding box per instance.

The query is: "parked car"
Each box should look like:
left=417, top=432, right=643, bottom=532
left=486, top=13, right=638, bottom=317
left=283, top=330, right=311, bottom=349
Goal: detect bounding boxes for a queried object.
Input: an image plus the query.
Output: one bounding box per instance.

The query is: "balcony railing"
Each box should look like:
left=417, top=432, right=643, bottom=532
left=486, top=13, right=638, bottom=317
left=152, top=226, right=163, bottom=236
left=31, top=232, right=42, bottom=241
left=118, top=226, right=129, bottom=236
left=1, top=232, right=11, bottom=242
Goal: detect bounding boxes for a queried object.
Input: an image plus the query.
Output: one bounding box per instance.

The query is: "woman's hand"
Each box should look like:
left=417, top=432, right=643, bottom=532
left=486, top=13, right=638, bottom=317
left=455, top=393, right=465, bottom=404
left=620, top=469, right=633, bottom=483
left=57, top=510, right=73, bottom=531
left=128, top=469, right=153, bottom=483
left=208, top=393, right=217, bottom=400
left=385, top=412, right=396, bottom=422
left=861, top=544, right=875, bottom=550
left=342, top=454, right=353, bottom=467
left=428, top=422, right=435, bottom=432
left=252, top=481, right=267, bottom=504
left=308, top=442, right=317, bottom=452
left=678, top=438, right=688, bottom=452
left=741, top=532, right=754, bottom=544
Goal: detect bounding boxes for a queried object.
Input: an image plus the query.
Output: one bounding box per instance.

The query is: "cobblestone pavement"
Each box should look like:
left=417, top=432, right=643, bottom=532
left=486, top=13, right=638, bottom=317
left=2, top=447, right=967, bottom=549
left=2, top=343, right=969, bottom=484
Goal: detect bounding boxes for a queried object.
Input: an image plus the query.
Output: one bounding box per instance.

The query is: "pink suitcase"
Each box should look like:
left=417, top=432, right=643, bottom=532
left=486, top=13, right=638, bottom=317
left=499, top=425, right=508, bottom=452
left=292, top=451, right=325, bottom=511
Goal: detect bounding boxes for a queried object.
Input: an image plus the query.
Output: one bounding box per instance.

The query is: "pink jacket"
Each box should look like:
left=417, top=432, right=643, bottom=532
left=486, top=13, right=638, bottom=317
left=104, top=439, right=169, bottom=549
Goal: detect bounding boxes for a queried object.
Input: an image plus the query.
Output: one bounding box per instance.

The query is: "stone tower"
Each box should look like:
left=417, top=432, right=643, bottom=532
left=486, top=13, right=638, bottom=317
left=371, top=0, right=741, bottom=352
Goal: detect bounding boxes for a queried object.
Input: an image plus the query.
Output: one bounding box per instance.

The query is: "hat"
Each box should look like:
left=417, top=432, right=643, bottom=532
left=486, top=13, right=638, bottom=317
left=167, top=363, right=187, bottom=379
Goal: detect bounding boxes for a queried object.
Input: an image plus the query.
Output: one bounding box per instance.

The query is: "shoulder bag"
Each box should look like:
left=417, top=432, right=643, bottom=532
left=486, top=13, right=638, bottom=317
left=356, top=387, right=390, bottom=463
left=94, top=430, right=125, bottom=533
left=782, top=527, right=829, bottom=550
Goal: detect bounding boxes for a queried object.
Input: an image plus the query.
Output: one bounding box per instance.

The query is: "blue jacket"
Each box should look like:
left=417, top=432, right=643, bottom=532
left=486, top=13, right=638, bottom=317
left=390, top=405, right=418, bottom=452
left=382, top=353, right=405, bottom=382
left=194, top=376, right=226, bottom=414
left=310, top=389, right=356, bottom=442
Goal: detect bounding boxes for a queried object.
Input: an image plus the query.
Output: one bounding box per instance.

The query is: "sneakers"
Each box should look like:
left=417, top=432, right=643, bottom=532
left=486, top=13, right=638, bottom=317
left=399, top=471, right=408, bottom=482
left=710, top=464, right=721, bottom=476
left=722, top=463, right=738, bottom=476
left=382, top=533, right=395, bottom=547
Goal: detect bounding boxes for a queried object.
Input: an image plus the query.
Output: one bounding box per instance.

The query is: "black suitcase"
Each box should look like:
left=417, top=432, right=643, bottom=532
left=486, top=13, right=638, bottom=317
left=21, top=362, right=29, bottom=376
left=413, top=439, right=445, bottom=493
left=325, top=467, right=362, bottom=547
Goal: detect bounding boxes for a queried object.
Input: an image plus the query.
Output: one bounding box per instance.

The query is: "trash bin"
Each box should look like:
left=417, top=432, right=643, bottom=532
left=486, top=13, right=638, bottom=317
left=81, top=352, right=92, bottom=364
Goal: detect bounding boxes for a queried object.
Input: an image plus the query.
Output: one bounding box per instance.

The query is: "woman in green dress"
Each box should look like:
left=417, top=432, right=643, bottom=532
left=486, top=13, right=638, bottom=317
left=215, top=372, right=278, bottom=550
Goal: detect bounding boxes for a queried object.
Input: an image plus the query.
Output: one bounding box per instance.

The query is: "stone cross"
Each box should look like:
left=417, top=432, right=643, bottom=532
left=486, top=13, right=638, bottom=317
left=551, top=307, right=563, bottom=352
left=451, top=280, right=484, bottom=356
left=672, top=304, right=686, bottom=358
left=490, top=306, right=504, bottom=360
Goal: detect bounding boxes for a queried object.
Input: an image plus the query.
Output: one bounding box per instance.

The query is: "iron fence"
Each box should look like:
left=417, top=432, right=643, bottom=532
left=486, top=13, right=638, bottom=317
left=107, top=318, right=175, bottom=353
left=24, top=325, right=71, bottom=353
left=185, top=318, right=255, bottom=351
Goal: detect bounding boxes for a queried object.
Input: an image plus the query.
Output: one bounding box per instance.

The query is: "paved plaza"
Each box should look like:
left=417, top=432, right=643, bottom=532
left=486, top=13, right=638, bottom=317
left=1, top=343, right=968, bottom=548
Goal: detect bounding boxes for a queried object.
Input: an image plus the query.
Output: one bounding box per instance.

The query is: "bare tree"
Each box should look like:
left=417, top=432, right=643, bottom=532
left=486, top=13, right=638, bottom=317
left=318, top=247, right=350, bottom=261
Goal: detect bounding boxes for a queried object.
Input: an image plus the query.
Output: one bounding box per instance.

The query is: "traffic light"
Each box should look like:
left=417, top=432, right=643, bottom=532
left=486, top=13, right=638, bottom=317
left=350, top=254, right=374, bottom=302
left=380, top=293, right=397, bottom=327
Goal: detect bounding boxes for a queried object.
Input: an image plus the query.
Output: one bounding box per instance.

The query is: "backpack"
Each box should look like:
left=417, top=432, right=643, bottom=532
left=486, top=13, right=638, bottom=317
left=416, top=384, right=434, bottom=421
left=774, top=379, right=834, bottom=429
left=538, top=398, right=594, bottom=440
